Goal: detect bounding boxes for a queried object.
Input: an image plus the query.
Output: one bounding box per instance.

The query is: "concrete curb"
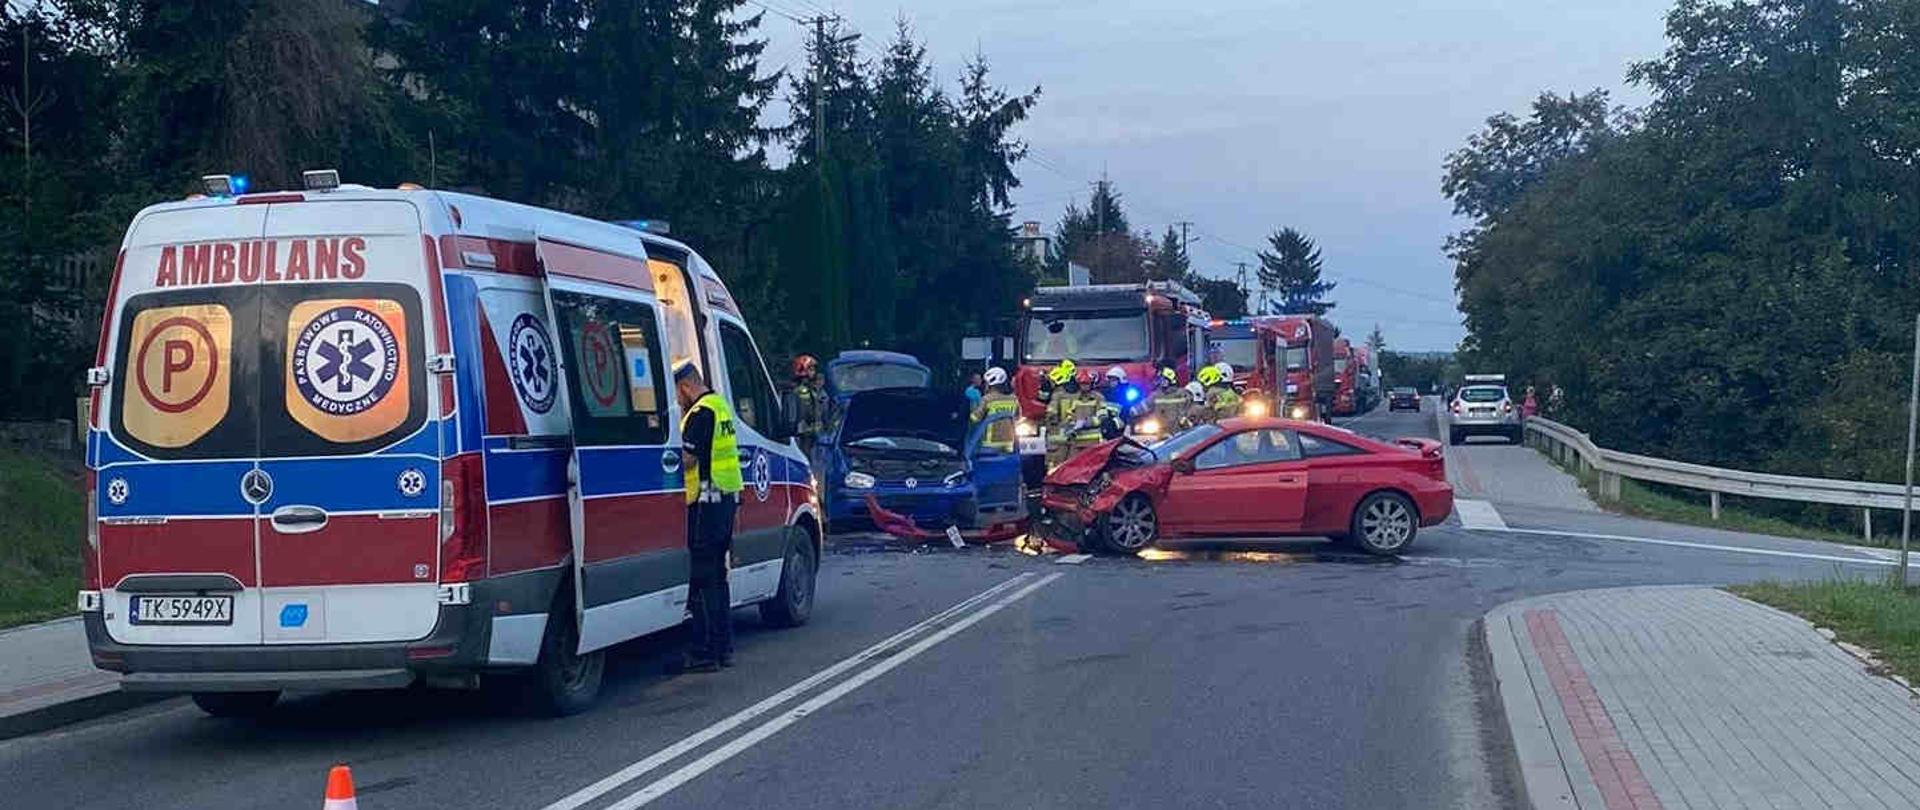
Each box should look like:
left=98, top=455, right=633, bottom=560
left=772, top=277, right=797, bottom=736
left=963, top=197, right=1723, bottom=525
left=0, top=685, right=168, bottom=741
left=0, top=616, right=169, bottom=741
left=1480, top=585, right=1712, bottom=810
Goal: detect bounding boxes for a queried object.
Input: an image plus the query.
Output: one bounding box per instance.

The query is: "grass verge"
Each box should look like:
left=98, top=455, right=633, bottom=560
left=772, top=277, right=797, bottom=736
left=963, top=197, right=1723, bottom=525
left=1732, top=579, right=1920, bottom=686
left=1533, top=443, right=1877, bottom=548
left=0, top=450, right=83, bottom=629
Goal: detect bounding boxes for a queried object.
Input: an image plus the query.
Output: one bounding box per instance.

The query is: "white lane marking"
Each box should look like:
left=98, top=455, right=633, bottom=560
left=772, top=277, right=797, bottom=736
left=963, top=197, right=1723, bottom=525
left=603, top=573, right=1067, bottom=810
left=1492, top=526, right=1919, bottom=568
left=1056, top=554, right=1092, bottom=565
left=1454, top=499, right=1507, bottom=530
left=540, top=572, right=1038, bottom=810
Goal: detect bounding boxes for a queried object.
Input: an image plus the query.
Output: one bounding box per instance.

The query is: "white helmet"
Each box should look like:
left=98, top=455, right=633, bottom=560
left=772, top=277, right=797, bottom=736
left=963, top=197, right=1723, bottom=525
left=1104, top=367, right=1127, bottom=383
left=1213, top=361, right=1234, bottom=378
left=1185, top=380, right=1205, bottom=402
left=983, top=367, right=1008, bottom=387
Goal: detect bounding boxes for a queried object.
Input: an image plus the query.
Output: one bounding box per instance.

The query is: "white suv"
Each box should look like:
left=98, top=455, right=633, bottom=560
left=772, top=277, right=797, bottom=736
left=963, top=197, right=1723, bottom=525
left=1448, top=384, right=1521, bottom=444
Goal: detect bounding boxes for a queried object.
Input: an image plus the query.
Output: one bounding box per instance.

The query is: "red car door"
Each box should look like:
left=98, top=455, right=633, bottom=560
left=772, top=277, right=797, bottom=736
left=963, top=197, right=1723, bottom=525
left=1159, top=428, right=1307, bottom=536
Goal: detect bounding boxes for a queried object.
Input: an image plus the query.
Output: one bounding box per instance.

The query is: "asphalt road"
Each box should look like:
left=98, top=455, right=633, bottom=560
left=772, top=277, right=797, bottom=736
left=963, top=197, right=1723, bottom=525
left=0, top=402, right=1900, bottom=810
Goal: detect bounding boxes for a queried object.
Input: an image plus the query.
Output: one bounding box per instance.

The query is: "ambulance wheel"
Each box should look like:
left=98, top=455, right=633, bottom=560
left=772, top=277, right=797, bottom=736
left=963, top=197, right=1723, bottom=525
left=191, top=690, right=279, bottom=718
left=760, top=525, right=818, bottom=628
left=526, top=599, right=604, bottom=717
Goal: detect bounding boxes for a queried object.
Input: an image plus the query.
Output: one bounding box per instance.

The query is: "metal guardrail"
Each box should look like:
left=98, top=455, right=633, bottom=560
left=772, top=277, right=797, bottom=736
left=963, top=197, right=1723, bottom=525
left=1523, top=416, right=1913, bottom=534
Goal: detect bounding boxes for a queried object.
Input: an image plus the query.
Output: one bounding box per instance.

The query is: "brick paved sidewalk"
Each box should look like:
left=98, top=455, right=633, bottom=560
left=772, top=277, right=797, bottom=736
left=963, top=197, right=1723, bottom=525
left=1485, top=586, right=1920, bottom=810
left=0, top=616, right=148, bottom=740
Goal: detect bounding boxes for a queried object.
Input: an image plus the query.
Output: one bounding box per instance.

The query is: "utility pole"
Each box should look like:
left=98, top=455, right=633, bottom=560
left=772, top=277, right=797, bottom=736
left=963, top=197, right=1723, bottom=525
left=1235, top=261, right=1251, bottom=312
left=1091, top=176, right=1108, bottom=281
left=800, top=15, right=855, bottom=163
left=1902, top=312, right=1919, bottom=586
left=1175, top=220, right=1195, bottom=262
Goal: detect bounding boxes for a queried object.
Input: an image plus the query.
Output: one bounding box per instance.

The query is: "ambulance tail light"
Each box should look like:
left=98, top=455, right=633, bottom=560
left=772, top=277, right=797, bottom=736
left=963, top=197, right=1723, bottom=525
left=82, top=470, right=101, bottom=591
left=439, top=454, right=488, bottom=584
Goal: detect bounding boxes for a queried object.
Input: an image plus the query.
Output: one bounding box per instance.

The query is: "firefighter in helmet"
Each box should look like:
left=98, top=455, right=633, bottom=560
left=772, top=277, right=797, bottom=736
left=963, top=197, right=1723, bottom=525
left=1198, top=364, right=1243, bottom=424
left=1067, top=369, right=1108, bottom=454
left=1043, top=362, right=1079, bottom=466
left=972, top=366, right=1020, bottom=453
left=1093, top=366, right=1134, bottom=441
left=1183, top=379, right=1211, bottom=428
left=790, top=354, right=825, bottom=458
left=1149, top=366, right=1190, bottom=432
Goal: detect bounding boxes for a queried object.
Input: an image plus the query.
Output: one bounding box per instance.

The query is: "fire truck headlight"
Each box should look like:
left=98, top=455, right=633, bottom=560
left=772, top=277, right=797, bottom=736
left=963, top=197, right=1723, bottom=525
left=1289, top=404, right=1310, bottom=420
left=1015, top=419, right=1039, bottom=438
left=1243, top=400, right=1269, bottom=418
left=1136, top=417, right=1163, bottom=436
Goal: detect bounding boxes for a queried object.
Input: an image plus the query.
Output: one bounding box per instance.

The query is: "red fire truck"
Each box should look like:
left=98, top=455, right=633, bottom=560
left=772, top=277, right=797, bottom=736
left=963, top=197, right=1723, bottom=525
left=1332, top=338, right=1358, bottom=416
left=1012, top=280, right=1211, bottom=418
left=1263, top=315, right=1336, bottom=421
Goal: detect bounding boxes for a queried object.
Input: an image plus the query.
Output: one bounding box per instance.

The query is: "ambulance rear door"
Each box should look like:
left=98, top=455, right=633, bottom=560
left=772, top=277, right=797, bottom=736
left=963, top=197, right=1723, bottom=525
left=251, top=200, right=441, bottom=645
left=98, top=204, right=270, bottom=646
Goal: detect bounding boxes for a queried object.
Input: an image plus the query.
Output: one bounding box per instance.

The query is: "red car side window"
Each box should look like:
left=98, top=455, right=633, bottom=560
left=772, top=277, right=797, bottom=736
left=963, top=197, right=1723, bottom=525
left=1194, top=429, right=1300, bottom=470
left=1296, top=431, right=1366, bottom=458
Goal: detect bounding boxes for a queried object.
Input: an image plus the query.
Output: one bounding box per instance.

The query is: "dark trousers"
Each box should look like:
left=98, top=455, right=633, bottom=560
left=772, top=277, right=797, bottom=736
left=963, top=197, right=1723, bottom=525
left=686, top=496, right=739, bottom=661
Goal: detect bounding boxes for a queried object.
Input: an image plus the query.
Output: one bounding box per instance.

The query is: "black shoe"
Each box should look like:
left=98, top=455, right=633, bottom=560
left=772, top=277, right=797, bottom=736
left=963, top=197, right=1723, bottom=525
left=682, top=654, right=722, bottom=673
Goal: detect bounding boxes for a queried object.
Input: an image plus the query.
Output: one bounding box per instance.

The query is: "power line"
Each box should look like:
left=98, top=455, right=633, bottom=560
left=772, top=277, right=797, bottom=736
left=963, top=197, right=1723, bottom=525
left=743, top=0, right=806, bottom=23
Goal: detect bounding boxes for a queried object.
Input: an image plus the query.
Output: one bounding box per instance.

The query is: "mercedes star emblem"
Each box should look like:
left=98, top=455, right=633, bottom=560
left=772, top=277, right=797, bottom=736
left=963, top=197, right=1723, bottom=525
left=240, top=469, right=274, bottom=505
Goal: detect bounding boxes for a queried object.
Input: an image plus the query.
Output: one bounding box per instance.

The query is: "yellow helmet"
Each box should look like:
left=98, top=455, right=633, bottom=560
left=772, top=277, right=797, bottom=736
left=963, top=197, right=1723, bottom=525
left=1197, top=365, right=1224, bottom=387
left=1047, top=360, right=1077, bottom=386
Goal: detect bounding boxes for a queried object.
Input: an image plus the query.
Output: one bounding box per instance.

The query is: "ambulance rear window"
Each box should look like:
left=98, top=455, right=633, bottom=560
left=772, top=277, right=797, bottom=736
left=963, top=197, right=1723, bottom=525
left=260, top=283, right=427, bottom=457
left=109, top=288, right=259, bottom=460
left=108, top=283, right=427, bottom=460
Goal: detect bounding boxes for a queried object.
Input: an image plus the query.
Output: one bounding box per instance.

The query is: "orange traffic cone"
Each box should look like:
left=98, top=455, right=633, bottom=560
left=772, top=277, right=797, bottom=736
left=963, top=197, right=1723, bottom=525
left=323, top=764, right=357, bottom=810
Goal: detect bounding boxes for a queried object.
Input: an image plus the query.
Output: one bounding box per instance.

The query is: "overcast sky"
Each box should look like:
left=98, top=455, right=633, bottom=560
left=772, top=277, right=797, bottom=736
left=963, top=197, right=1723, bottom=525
left=754, top=0, right=1675, bottom=350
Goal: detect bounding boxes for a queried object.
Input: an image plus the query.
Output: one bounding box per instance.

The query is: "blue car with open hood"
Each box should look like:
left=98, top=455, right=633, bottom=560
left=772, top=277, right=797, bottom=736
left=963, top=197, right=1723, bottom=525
left=819, top=386, right=1024, bottom=534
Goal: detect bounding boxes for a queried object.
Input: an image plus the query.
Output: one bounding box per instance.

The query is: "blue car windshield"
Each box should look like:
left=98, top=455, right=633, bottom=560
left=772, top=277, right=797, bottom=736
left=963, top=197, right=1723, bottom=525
left=831, top=362, right=930, bottom=393
left=848, top=435, right=956, bottom=455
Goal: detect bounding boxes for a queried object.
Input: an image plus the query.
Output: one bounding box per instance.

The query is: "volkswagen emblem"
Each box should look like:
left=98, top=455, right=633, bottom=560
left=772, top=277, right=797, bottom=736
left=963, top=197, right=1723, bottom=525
left=240, top=469, right=274, bottom=505
left=904, top=477, right=918, bottom=489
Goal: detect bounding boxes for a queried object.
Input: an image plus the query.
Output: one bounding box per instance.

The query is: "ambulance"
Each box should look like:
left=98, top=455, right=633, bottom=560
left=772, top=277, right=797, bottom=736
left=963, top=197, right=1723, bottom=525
left=80, top=172, right=820, bottom=717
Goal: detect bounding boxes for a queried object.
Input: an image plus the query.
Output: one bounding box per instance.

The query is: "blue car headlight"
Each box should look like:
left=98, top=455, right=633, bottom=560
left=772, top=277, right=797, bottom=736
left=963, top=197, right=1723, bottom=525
left=844, top=471, right=876, bottom=489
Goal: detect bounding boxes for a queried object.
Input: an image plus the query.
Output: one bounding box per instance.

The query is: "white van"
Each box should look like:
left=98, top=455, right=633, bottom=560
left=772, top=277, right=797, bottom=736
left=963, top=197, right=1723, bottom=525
left=80, top=176, right=820, bottom=716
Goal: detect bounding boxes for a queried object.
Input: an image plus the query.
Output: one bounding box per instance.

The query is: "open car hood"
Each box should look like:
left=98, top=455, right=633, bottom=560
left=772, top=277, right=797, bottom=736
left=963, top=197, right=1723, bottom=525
left=1044, top=440, right=1125, bottom=486
left=839, top=387, right=970, bottom=449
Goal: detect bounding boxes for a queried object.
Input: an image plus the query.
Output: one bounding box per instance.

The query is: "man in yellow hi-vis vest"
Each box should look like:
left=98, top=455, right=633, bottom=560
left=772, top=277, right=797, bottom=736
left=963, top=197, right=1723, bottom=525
left=675, top=360, right=742, bottom=673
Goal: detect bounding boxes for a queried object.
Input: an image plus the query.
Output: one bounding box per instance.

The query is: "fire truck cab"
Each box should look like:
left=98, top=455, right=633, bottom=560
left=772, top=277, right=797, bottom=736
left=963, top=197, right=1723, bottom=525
left=1012, top=280, right=1210, bottom=418
left=1268, top=315, right=1335, bottom=421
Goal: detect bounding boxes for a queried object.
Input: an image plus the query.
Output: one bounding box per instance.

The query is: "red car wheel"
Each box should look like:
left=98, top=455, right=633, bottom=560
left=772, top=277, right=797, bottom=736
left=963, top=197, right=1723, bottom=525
left=1099, top=493, right=1158, bottom=553
left=1352, top=491, right=1417, bottom=556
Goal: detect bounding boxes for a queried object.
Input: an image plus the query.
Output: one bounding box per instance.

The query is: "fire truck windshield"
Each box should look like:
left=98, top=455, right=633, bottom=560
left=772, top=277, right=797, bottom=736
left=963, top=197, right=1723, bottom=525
left=1284, top=346, right=1308, bottom=371
left=1023, top=309, right=1148, bottom=363
left=1214, top=338, right=1257, bottom=370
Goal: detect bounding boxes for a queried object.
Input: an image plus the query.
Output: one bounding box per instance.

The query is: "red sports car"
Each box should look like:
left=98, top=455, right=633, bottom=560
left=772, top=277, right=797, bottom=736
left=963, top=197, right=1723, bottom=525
left=1036, top=417, right=1453, bottom=555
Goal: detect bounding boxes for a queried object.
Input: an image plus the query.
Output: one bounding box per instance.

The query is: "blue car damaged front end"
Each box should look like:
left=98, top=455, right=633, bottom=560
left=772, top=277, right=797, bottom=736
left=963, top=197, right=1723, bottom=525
left=817, top=386, right=1022, bottom=533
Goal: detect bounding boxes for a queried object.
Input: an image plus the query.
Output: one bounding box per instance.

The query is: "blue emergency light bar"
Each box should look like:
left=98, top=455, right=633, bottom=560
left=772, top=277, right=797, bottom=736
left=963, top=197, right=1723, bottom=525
left=612, top=219, right=673, bottom=235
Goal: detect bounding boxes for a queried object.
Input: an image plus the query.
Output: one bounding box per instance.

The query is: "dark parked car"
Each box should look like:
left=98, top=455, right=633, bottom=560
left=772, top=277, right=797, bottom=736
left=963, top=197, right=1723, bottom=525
left=1388, top=387, right=1421, bottom=412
